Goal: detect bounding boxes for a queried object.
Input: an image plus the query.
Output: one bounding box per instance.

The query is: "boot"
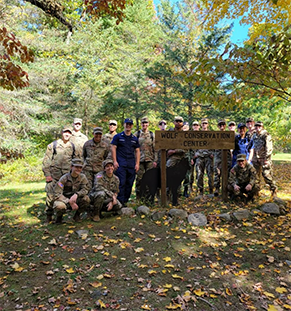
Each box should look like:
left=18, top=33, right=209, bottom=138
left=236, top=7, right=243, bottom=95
left=46, top=215, right=52, bottom=223
left=271, top=188, right=277, bottom=197
left=73, top=211, right=81, bottom=223
left=55, top=215, right=63, bottom=224
left=92, top=214, right=100, bottom=222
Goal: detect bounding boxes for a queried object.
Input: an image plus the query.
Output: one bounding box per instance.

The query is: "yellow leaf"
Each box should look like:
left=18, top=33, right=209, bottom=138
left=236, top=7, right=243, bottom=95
left=148, top=270, right=157, bottom=275
left=259, top=264, right=265, bottom=269
left=163, top=257, right=172, bottom=262
left=284, top=247, right=290, bottom=251
left=148, top=234, right=156, bottom=238
left=141, top=305, right=151, bottom=310
left=268, top=305, right=279, bottom=311
left=194, top=289, right=206, bottom=296
left=166, top=303, right=182, bottom=309
left=283, top=304, right=291, bottom=309
left=98, top=299, right=106, bottom=308
left=275, top=287, right=287, bottom=293
left=138, top=264, right=148, bottom=268
left=67, top=298, right=76, bottom=305
left=165, top=264, right=174, bottom=268
left=264, top=291, right=275, bottom=298
left=134, top=247, right=144, bottom=253
left=173, top=286, right=180, bottom=291
left=89, top=282, right=102, bottom=288
left=172, top=274, right=183, bottom=279
left=66, top=268, right=75, bottom=274
left=96, top=274, right=104, bottom=280
left=163, top=284, right=172, bottom=288
left=226, top=288, right=232, bottom=296
left=68, top=230, right=74, bottom=234
left=210, top=294, right=217, bottom=298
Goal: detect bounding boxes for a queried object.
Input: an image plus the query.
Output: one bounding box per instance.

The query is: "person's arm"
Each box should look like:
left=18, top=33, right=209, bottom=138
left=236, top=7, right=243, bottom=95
left=42, top=143, right=53, bottom=181
left=135, top=147, right=140, bottom=173
left=111, top=145, right=119, bottom=170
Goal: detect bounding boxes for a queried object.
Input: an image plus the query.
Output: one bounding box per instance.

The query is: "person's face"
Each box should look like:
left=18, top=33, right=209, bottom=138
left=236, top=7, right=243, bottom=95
left=62, top=131, right=72, bottom=142
left=159, top=122, right=167, bottom=130
left=183, top=124, right=189, bottom=131
left=71, top=165, right=82, bottom=176
left=201, top=121, right=208, bottom=130
left=174, top=120, right=183, bottom=130
left=192, top=124, right=200, bottom=131
left=93, top=133, right=102, bottom=143
left=238, top=126, right=246, bottom=136
left=109, top=123, right=117, bottom=133
left=105, top=163, right=114, bottom=176
left=255, top=125, right=263, bottom=134
left=228, top=125, right=235, bottom=131
left=218, top=123, right=226, bottom=131
left=73, top=122, right=82, bottom=131
left=124, top=122, right=133, bottom=131
left=142, top=121, right=149, bottom=131
left=237, top=159, right=246, bottom=168
left=246, top=121, right=254, bottom=130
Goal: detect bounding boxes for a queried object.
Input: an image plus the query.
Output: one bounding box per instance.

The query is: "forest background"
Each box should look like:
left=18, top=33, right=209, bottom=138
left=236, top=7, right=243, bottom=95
left=0, top=0, right=291, bottom=159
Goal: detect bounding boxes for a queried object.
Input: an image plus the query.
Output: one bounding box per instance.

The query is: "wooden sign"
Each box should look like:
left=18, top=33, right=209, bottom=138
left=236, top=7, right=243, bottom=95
left=155, top=130, right=235, bottom=150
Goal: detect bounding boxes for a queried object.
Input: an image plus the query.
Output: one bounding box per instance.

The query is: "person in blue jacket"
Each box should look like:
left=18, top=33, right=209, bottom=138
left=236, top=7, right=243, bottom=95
left=111, top=118, right=140, bottom=206
left=232, top=123, right=254, bottom=167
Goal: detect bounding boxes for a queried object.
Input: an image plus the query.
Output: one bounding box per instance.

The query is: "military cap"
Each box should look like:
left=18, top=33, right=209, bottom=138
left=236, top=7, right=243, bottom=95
left=109, top=120, right=117, bottom=126
left=237, top=123, right=246, bottom=128
left=192, top=121, right=199, bottom=126
left=124, top=118, right=133, bottom=124
left=255, top=121, right=263, bottom=127
left=71, top=158, right=83, bottom=167
left=159, top=120, right=167, bottom=125
left=237, top=154, right=247, bottom=161
left=62, top=126, right=73, bottom=133
left=174, top=116, right=184, bottom=122
left=141, top=117, right=149, bottom=123
left=103, top=158, right=114, bottom=168
left=93, top=127, right=103, bottom=134
left=73, top=118, right=82, bottom=124
left=201, top=118, right=208, bottom=123
left=246, top=117, right=254, bottom=123
left=218, top=119, right=226, bottom=125
left=228, top=121, right=236, bottom=126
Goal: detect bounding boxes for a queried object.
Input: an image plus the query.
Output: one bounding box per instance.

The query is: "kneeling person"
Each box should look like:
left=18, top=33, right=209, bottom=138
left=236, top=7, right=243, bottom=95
left=90, top=159, right=122, bottom=222
left=53, top=158, right=90, bottom=223
left=228, top=154, right=258, bottom=202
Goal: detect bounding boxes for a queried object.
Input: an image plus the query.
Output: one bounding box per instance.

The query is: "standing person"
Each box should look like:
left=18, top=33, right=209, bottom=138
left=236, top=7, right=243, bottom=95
left=111, top=118, right=140, bottom=207
left=103, top=120, right=118, bottom=146
left=228, top=154, right=259, bottom=202
left=166, top=116, right=185, bottom=167
left=70, top=118, right=88, bottom=158
left=252, top=121, right=277, bottom=196
left=189, top=121, right=200, bottom=192
left=134, top=117, right=157, bottom=200
left=83, top=127, right=109, bottom=189
left=228, top=121, right=236, bottom=132
left=42, top=126, right=76, bottom=222
left=158, top=120, right=167, bottom=131
left=90, top=159, right=122, bottom=222
left=213, top=120, right=232, bottom=196
left=195, top=118, right=214, bottom=195
left=232, top=123, right=254, bottom=167
left=246, top=117, right=256, bottom=140
left=53, top=158, right=90, bottom=224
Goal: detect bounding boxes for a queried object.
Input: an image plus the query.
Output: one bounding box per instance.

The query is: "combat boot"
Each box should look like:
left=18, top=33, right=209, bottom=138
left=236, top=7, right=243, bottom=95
left=73, top=211, right=81, bottom=223
left=55, top=215, right=63, bottom=224
left=92, top=214, right=100, bottom=222
left=271, top=188, right=277, bottom=197
left=214, top=188, right=219, bottom=197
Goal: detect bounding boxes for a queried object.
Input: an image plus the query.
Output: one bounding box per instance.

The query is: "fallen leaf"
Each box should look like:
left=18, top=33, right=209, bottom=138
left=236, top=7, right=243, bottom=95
left=66, top=268, right=75, bottom=274
left=275, top=287, right=287, bottom=294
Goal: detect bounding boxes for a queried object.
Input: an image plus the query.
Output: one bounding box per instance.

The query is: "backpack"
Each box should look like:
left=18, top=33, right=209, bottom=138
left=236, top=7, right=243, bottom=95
left=136, top=130, right=154, bottom=142
left=52, top=140, right=76, bottom=159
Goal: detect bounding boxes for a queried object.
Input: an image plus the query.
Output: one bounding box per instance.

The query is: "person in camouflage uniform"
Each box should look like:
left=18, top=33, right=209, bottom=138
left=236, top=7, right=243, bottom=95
left=189, top=121, right=200, bottom=192
left=252, top=121, right=277, bottom=196
left=166, top=116, right=186, bottom=167
left=195, top=118, right=214, bottom=195
left=134, top=116, right=157, bottom=200
left=228, top=154, right=259, bottom=202
left=83, top=127, right=109, bottom=189
left=42, top=126, right=76, bottom=222
left=90, top=159, right=122, bottom=222
left=103, top=120, right=118, bottom=147
left=214, top=120, right=232, bottom=196
left=70, top=118, right=88, bottom=158
left=246, top=117, right=256, bottom=140
left=53, top=158, right=90, bottom=224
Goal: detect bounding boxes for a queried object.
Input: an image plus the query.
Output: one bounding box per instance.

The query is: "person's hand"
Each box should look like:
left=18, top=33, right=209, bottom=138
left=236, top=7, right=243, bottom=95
left=107, top=201, right=113, bottom=211
left=112, top=195, right=117, bottom=205
left=191, top=159, right=194, bottom=165
left=167, top=150, right=175, bottom=157
left=69, top=194, right=78, bottom=210
left=153, top=162, right=157, bottom=168
left=234, top=184, right=240, bottom=192
left=113, top=161, right=119, bottom=170
left=135, top=163, right=139, bottom=173
left=210, top=154, right=213, bottom=159
left=46, top=176, right=53, bottom=183
left=245, top=184, right=252, bottom=191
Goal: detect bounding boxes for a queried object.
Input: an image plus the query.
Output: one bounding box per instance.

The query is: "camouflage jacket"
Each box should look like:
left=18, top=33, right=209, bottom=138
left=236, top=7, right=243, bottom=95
left=167, top=128, right=186, bottom=160
left=228, top=162, right=257, bottom=187
left=246, top=128, right=256, bottom=140
left=103, top=132, right=117, bottom=146
left=92, top=171, right=120, bottom=198
left=134, top=130, right=157, bottom=162
left=195, top=148, right=214, bottom=158
left=214, top=149, right=232, bottom=164
left=83, top=139, right=109, bottom=173
left=252, top=130, right=273, bottom=160
left=70, top=130, right=88, bottom=158
left=42, top=139, right=75, bottom=177
left=53, top=172, right=89, bottom=203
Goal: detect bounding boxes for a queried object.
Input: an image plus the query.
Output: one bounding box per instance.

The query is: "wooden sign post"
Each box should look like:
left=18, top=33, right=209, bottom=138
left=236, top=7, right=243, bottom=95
left=155, top=130, right=235, bottom=206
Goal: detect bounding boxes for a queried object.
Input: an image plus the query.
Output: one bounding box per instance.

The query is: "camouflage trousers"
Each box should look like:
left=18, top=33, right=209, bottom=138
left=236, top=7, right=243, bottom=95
left=195, top=156, right=213, bottom=193
left=83, top=167, right=103, bottom=190
left=228, top=183, right=259, bottom=199
left=214, top=158, right=231, bottom=190
left=53, top=195, right=90, bottom=217
left=252, top=160, right=277, bottom=191
left=90, top=190, right=122, bottom=216
left=45, top=180, right=58, bottom=216
left=136, top=161, right=154, bottom=199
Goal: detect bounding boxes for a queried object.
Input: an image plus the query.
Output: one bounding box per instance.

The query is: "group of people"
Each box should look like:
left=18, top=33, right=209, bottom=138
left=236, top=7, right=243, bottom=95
left=42, top=115, right=277, bottom=223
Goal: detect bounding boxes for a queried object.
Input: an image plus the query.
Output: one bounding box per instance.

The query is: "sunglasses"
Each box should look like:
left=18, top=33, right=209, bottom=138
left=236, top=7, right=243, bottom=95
left=175, top=120, right=183, bottom=123
left=202, top=122, right=208, bottom=124
left=219, top=123, right=226, bottom=126
left=109, top=123, right=116, bottom=126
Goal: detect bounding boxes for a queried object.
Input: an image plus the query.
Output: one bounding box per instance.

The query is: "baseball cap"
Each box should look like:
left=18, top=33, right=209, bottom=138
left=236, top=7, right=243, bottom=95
left=174, top=116, right=184, bottom=122
left=201, top=118, right=208, bottom=124
left=93, top=127, right=103, bottom=134
left=73, top=118, right=82, bottom=124
left=228, top=121, right=236, bottom=126
left=237, top=154, right=247, bottom=161
left=238, top=123, right=246, bottom=129
left=159, top=120, right=167, bottom=125
left=71, top=158, right=83, bottom=167
left=192, top=121, right=199, bottom=126
left=246, top=117, right=254, bottom=123
left=109, top=120, right=117, bottom=126
left=62, top=126, right=73, bottom=133
left=124, top=118, right=133, bottom=124
left=255, top=121, right=263, bottom=127
left=103, top=159, right=114, bottom=168
left=218, top=119, right=226, bottom=125
left=141, top=117, right=149, bottom=123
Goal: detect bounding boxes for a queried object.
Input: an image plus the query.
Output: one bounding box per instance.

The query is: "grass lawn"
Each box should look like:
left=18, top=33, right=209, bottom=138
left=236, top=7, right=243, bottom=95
left=0, top=161, right=291, bottom=310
